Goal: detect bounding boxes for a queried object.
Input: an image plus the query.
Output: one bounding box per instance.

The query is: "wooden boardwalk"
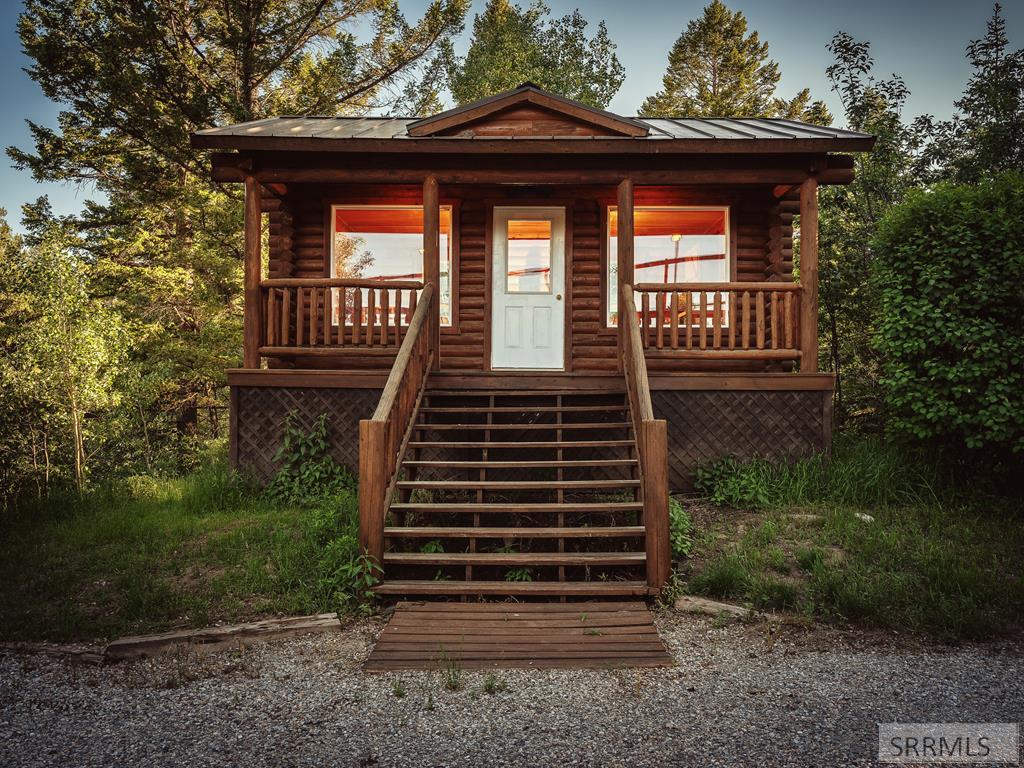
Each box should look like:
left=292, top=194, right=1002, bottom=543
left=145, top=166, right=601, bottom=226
left=364, top=600, right=673, bottom=671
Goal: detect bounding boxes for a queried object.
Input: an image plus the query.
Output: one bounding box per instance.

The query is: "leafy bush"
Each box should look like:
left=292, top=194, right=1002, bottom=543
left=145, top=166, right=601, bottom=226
left=872, top=172, right=1024, bottom=461
left=668, top=497, right=694, bottom=559
left=266, top=413, right=355, bottom=504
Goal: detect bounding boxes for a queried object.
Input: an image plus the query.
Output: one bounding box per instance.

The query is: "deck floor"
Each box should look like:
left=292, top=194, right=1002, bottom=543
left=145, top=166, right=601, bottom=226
left=363, top=600, right=673, bottom=671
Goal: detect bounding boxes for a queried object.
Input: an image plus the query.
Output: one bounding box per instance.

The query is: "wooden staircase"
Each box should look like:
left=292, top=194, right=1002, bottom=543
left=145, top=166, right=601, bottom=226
left=372, top=387, right=654, bottom=597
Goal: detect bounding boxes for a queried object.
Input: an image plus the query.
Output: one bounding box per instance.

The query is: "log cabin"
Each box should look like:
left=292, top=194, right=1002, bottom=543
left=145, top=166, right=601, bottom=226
left=192, top=83, right=875, bottom=598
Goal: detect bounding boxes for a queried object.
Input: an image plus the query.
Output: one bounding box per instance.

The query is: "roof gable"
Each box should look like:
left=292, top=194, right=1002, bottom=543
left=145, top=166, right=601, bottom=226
left=406, top=83, right=649, bottom=138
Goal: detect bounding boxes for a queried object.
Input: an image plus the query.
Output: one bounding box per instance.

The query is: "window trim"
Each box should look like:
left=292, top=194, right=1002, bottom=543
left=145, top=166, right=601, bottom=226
left=603, top=204, right=732, bottom=329
left=328, top=202, right=458, bottom=331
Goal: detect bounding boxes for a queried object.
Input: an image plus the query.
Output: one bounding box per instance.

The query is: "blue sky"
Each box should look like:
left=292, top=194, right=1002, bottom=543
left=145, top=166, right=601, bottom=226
left=0, top=0, right=1020, bottom=230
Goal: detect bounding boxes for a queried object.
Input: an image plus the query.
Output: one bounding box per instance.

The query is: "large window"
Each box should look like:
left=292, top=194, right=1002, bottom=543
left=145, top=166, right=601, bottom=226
left=506, top=219, right=552, bottom=293
left=331, top=205, right=453, bottom=326
left=607, top=206, right=729, bottom=326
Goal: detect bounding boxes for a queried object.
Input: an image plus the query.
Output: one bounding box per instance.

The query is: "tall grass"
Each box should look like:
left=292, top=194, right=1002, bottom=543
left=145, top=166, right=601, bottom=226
left=694, top=437, right=944, bottom=510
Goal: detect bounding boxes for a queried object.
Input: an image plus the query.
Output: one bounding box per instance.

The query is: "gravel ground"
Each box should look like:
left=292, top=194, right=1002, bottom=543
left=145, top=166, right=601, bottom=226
left=1, top=611, right=1021, bottom=768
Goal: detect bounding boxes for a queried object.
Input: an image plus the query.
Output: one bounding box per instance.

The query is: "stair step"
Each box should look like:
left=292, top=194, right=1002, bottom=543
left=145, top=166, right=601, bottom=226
left=402, top=459, right=638, bottom=469
left=408, top=440, right=635, bottom=449
left=421, top=405, right=627, bottom=414
left=390, top=502, right=642, bottom=514
left=372, top=580, right=652, bottom=596
left=384, top=526, right=645, bottom=538
left=396, top=479, right=640, bottom=491
left=384, top=552, right=645, bottom=566
left=415, top=422, right=632, bottom=431
left=425, top=390, right=626, bottom=397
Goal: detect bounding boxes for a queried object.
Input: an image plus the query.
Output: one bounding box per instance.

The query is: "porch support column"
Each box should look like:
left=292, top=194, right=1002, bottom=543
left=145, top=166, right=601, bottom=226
left=423, top=175, right=441, bottom=370
left=616, top=178, right=635, bottom=356
left=243, top=173, right=262, bottom=369
left=799, top=177, right=819, bottom=372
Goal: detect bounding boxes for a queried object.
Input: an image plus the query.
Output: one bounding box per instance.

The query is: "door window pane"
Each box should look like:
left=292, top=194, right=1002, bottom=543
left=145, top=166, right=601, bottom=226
left=506, top=220, right=552, bottom=293
left=607, top=207, right=728, bottom=326
left=332, top=206, right=453, bottom=326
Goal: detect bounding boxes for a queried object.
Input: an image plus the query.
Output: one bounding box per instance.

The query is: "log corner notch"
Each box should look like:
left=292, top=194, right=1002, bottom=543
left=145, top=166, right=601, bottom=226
left=422, top=175, right=441, bottom=371
left=243, top=173, right=262, bottom=369
left=799, top=177, right=819, bottom=372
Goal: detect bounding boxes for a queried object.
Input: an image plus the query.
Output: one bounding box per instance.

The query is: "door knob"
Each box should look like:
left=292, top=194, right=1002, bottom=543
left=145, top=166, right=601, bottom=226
left=556, top=294, right=563, bottom=301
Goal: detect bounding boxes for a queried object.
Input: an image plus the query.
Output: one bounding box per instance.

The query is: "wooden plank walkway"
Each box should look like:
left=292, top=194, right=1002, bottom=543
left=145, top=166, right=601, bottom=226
left=364, top=600, right=673, bottom=671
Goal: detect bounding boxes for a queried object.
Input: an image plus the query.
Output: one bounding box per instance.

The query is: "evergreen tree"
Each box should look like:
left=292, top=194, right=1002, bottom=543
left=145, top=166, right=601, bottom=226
left=446, top=1, right=624, bottom=108
left=640, top=0, right=830, bottom=124
left=916, top=4, right=1024, bottom=182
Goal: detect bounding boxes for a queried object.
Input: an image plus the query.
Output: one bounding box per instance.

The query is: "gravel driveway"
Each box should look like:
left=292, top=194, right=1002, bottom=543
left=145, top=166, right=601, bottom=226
left=1, top=611, right=1021, bottom=768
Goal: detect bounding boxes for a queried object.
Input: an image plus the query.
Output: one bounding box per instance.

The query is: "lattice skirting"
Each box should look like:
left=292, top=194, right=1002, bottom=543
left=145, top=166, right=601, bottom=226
left=231, top=386, right=381, bottom=483
left=653, top=389, right=833, bottom=490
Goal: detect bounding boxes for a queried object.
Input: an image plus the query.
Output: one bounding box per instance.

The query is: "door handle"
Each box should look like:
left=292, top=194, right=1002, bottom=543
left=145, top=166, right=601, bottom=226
left=556, top=294, right=563, bottom=301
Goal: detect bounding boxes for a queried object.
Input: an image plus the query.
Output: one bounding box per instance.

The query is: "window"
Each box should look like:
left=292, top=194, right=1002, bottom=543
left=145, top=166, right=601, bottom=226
left=607, top=206, right=729, bottom=326
left=331, top=205, right=453, bottom=326
left=506, top=220, right=552, bottom=293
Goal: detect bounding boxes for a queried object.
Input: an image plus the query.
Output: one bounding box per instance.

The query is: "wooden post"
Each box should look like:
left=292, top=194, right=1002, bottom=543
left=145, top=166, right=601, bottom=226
left=358, top=419, right=387, bottom=565
left=243, top=174, right=262, bottom=369
left=799, top=178, right=819, bottom=372
left=641, top=419, right=671, bottom=590
left=423, top=175, right=440, bottom=370
left=616, top=179, right=634, bottom=354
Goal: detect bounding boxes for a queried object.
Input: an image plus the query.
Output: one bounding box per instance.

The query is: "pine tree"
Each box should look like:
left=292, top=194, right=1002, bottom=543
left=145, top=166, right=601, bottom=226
left=640, top=0, right=830, bottom=124
left=446, top=1, right=625, bottom=108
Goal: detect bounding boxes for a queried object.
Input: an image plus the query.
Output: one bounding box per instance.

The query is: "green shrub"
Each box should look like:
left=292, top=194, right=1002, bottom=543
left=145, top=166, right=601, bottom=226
left=668, top=497, right=694, bottom=559
left=872, top=172, right=1024, bottom=462
left=266, top=413, right=356, bottom=504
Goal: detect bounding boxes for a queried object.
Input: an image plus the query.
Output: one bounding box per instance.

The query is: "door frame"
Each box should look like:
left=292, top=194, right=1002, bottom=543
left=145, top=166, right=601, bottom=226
left=484, top=198, right=574, bottom=372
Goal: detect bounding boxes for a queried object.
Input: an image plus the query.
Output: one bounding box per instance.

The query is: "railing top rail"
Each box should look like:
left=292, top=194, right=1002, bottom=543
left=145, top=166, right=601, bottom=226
left=620, top=283, right=654, bottom=421
left=261, top=278, right=424, bottom=289
left=633, top=281, right=801, bottom=292
left=370, top=282, right=435, bottom=423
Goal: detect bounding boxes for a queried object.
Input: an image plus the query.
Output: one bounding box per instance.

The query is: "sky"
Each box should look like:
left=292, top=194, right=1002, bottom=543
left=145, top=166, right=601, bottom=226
left=0, top=0, right=1020, bottom=230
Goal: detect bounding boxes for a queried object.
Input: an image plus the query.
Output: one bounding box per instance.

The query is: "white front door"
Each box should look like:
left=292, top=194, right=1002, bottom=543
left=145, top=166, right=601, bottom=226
left=491, top=206, right=566, bottom=370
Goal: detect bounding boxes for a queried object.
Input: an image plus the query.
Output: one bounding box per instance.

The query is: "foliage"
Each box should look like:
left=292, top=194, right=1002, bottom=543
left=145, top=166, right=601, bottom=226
left=640, top=0, right=830, bottom=124
left=504, top=567, right=534, bottom=582
left=4, top=0, right=469, bottom=495
left=266, top=413, right=356, bottom=504
left=916, top=4, right=1024, bottom=184
left=817, top=32, right=924, bottom=426
left=0, top=455, right=372, bottom=641
left=683, top=499, right=1024, bottom=641
left=693, top=438, right=944, bottom=511
left=872, top=173, right=1024, bottom=461
left=446, top=0, right=625, bottom=108
left=668, top=497, right=694, bottom=559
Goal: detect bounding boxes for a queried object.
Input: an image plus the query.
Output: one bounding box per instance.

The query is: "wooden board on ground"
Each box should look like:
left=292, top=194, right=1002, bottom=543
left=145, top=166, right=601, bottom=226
left=364, top=601, right=673, bottom=671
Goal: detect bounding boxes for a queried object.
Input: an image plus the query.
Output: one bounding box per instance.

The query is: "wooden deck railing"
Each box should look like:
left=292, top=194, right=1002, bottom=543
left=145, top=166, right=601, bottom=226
left=358, top=283, right=435, bottom=567
left=620, top=284, right=671, bottom=590
left=259, top=278, right=423, bottom=357
left=632, top=282, right=802, bottom=360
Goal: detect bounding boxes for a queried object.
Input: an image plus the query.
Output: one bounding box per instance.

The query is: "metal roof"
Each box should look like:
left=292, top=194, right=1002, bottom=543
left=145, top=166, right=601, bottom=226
left=194, top=115, right=871, bottom=144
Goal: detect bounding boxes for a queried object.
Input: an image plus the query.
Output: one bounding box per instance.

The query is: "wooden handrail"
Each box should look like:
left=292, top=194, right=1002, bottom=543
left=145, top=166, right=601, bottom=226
left=358, top=283, right=435, bottom=568
left=620, top=284, right=670, bottom=591
left=261, top=278, right=423, bottom=289
left=634, top=281, right=801, bottom=292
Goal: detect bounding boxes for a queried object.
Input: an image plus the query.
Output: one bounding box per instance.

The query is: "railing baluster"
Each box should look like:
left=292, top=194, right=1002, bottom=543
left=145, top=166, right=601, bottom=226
left=669, top=291, right=679, bottom=349
left=683, top=292, right=691, bottom=349
left=323, top=285, right=333, bottom=345
left=699, top=291, right=707, bottom=349
left=742, top=291, right=750, bottom=350
left=770, top=291, right=780, bottom=350
left=296, top=288, right=304, bottom=345
left=280, top=288, right=290, bottom=346
left=728, top=290, right=736, bottom=349
left=785, top=291, right=794, bottom=350
left=366, top=288, right=376, bottom=347
left=755, top=291, right=765, bottom=349
left=394, top=289, right=404, bottom=346
left=642, top=291, right=651, bottom=348
left=713, top=291, right=722, bottom=349
left=310, top=287, right=319, bottom=347
left=380, top=288, right=390, bottom=346
left=656, top=291, right=665, bottom=349
left=266, top=288, right=276, bottom=346
left=352, top=289, right=362, bottom=344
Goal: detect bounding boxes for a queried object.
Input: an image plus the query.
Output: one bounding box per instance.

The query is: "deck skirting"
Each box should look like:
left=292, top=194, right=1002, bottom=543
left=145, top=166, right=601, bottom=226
left=230, top=373, right=833, bottom=489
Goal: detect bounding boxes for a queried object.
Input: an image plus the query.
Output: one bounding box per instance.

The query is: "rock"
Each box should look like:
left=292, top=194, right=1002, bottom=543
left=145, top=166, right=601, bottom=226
left=673, top=596, right=752, bottom=619
left=853, top=512, right=875, bottom=523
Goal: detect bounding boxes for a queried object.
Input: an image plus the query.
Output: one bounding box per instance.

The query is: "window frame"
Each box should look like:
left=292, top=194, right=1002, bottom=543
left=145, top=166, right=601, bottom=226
left=603, top=204, right=732, bottom=329
left=504, top=218, right=555, bottom=295
left=327, top=202, right=459, bottom=331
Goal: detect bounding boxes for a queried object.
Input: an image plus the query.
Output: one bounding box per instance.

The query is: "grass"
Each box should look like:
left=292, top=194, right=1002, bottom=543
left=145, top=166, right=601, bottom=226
left=681, top=438, right=1024, bottom=641
left=0, top=459, right=364, bottom=643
